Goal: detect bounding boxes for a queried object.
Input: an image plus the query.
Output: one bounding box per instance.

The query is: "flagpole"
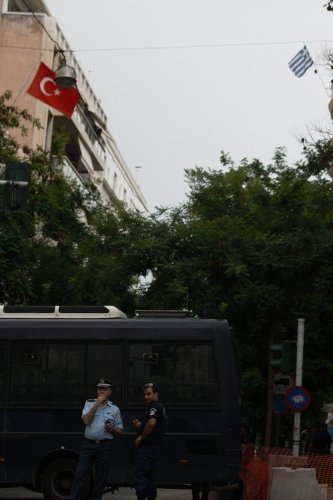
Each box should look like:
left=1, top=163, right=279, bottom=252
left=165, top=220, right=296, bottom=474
left=302, top=42, right=329, bottom=96
left=314, top=66, right=330, bottom=97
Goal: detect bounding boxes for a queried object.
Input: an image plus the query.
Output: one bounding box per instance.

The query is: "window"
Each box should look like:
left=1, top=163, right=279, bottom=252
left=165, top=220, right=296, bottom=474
left=175, top=344, right=217, bottom=403
left=87, top=343, right=122, bottom=404
left=47, top=342, right=86, bottom=402
left=9, top=341, right=123, bottom=406
left=7, top=0, right=46, bottom=13
left=10, top=341, right=48, bottom=404
left=128, top=343, right=217, bottom=407
left=113, top=172, right=118, bottom=192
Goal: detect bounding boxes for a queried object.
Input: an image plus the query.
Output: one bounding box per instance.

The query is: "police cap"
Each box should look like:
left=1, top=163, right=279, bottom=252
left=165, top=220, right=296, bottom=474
left=96, top=377, right=112, bottom=388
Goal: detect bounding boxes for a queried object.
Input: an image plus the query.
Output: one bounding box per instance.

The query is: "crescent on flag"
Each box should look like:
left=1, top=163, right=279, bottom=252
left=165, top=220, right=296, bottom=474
left=40, top=76, right=56, bottom=96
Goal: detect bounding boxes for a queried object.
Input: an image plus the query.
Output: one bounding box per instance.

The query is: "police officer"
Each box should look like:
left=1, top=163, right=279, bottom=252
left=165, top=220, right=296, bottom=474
left=69, top=378, right=123, bottom=500
left=132, top=382, right=167, bottom=500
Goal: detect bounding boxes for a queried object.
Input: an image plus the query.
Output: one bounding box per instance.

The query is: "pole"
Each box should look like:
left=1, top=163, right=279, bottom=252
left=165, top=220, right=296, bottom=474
left=265, top=327, right=274, bottom=445
left=292, top=318, right=304, bottom=456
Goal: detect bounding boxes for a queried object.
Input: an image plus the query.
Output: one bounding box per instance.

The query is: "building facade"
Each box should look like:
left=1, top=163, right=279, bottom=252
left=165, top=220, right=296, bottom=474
left=0, top=0, right=148, bottom=212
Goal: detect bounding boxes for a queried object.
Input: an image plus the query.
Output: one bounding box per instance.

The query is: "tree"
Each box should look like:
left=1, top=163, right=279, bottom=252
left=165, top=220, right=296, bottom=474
left=139, top=145, right=333, bottom=439
left=0, top=92, right=150, bottom=311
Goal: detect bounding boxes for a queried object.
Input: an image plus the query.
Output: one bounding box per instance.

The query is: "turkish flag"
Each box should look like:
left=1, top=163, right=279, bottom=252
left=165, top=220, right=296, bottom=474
left=27, top=62, right=80, bottom=118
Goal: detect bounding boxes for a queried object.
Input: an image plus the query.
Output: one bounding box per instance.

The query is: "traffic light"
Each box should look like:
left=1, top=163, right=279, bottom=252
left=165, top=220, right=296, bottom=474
left=2, top=183, right=29, bottom=211
left=1, top=162, right=30, bottom=212
left=282, top=340, right=297, bottom=374
left=270, top=340, right=296, bottom=374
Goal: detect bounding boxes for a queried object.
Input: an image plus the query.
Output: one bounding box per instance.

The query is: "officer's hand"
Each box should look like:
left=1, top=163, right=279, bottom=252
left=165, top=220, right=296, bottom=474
left=134, top=436, right=143, bottom=447
left=105, top=420, right=113, bottom=432
left=96, top=393, right=107, bottom=406
left=132, top=419, right=141, bottom=429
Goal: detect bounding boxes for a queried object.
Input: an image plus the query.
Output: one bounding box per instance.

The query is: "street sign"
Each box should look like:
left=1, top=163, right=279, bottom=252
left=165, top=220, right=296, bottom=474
left=272, top=394, right=290, bottom=414
left=285, top=385, right=311, bottom=412
left=273, top=372, right=293, bottom=395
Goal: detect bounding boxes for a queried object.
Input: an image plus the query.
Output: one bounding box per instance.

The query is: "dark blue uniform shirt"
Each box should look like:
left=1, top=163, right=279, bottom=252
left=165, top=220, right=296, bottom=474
left=138, top=401, right=167, bottom=446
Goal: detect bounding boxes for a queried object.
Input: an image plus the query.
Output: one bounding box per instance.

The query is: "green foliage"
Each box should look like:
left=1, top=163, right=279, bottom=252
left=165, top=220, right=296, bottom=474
left=0, top=90, right=41, bottom=161
left=241, top=367, right=266, bottom=414
left=0, top=92, right=150, bottom=311
left=50, top=126, right=69, bottom=155
left=139, top=144, right=333, bottom=426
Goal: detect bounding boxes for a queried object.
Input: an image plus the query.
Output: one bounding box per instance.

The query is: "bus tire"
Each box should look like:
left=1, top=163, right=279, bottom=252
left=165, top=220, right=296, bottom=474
left=41, top=458, right=90, bottom=500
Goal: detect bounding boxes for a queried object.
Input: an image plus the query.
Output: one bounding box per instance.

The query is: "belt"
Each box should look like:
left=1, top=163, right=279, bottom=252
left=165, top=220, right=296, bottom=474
left=84, top=438, right=111, bottom=444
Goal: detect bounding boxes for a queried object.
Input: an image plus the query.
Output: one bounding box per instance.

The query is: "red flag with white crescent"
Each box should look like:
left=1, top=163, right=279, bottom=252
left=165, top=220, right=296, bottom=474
left=27, top=62, right=80, bottom=118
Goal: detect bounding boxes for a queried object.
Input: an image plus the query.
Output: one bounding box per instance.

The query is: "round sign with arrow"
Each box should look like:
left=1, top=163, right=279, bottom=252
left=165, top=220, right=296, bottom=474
left=285, top=385, right=311, bottom=412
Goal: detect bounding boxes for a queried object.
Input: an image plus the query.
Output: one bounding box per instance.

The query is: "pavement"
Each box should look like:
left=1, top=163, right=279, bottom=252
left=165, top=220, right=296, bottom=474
left=0, top=486, right=194, bottom=499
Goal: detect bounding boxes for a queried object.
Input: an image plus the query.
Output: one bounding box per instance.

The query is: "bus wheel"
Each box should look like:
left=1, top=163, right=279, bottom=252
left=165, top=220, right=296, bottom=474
left=41, top=458, right=90, bottom=500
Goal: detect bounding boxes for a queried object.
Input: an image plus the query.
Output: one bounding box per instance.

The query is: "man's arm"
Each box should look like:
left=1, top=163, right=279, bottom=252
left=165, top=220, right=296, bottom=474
left=106, top=425, right=123, bottom=437
left=105, top=407, right=124, bottom=436
left=82, top=394, right=107, bottom=425
left=134, top=417, right=156, bottom=446
left=105, top=418, right=124, bottom=436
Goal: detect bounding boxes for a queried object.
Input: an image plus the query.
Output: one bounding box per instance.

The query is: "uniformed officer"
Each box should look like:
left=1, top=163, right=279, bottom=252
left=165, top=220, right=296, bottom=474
left=132, top=382, right=167, bottom=500
left=69, top=377, right=123, bottom=500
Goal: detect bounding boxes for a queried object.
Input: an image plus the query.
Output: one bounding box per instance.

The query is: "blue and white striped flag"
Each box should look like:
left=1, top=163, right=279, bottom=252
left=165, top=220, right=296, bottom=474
left=288, top=46, right=313, bottom=77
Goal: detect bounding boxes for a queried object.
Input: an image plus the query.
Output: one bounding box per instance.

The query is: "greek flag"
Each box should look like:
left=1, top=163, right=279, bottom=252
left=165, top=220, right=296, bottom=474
left=288, top=46, right=313, bottom=77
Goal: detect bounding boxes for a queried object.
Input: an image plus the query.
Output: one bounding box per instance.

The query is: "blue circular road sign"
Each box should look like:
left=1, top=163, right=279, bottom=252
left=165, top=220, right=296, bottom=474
left=285, top=385, right=311, bottom=412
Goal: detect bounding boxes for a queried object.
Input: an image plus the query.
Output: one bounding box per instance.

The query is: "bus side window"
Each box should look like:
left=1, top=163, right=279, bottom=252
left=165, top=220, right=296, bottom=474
left=8, top=340, right=123, bottom=406
left=176, top=345, right=217, bottom=405
left=9, top=341, right=86, bottom=404
left=47, top=342, right=85, bottom=403
left=9, top=341, right=47, bottom=403
left=86, top=342, right=123, bottom=405
left=128, top=343, right=175, bottom=405
left=127, top=342, right=218, bottom=407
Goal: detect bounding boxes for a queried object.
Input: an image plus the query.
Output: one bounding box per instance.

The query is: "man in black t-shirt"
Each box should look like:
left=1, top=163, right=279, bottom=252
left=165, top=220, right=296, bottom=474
left=132, top=383, right=167, bottom=500
left=308, top=422, right=331, bottom=454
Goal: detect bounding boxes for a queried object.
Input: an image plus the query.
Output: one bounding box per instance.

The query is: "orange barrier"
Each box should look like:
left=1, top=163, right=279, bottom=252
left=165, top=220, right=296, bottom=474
left=240, top=444, right=333, bottom=499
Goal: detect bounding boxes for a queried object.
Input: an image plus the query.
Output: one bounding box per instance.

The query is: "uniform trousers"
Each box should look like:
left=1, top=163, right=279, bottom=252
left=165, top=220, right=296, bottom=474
left=70, top=438, right=114, bottom=500
left=133, top=444, right=161, bottom=500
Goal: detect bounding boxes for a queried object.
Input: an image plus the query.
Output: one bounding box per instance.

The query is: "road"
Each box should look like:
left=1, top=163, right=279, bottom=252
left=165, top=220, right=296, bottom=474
left=0, top=486, right=194, bottom=499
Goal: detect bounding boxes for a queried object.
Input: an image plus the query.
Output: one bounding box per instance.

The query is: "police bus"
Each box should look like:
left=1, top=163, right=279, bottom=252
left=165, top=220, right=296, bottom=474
left=0, top=305, right=241, bottom=499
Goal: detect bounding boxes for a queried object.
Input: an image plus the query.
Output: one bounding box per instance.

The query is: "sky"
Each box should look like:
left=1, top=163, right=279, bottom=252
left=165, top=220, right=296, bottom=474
left=45, top=0, right=333, bottom=211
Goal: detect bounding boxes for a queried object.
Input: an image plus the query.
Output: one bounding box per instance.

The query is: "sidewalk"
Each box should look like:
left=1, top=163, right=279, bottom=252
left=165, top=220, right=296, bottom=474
left=0, top=486, right=194, bottom=499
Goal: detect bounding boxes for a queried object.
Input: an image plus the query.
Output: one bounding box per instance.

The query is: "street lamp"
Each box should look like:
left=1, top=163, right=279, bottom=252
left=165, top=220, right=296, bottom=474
left=54, top=61, right=77, bottom=88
